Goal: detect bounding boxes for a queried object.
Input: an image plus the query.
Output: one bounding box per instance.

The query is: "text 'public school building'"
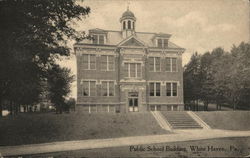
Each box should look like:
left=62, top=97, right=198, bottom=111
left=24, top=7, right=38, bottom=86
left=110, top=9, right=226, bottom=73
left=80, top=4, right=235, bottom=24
left=74, top=9, right=185, bottom=112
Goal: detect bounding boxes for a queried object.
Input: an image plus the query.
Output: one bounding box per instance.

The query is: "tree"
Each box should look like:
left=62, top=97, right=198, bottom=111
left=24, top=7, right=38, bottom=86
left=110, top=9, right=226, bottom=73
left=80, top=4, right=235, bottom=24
left=47, top=64, right=74, bottom=114
left=183, top=52, right=202, bottom=111
left=0, top=0, right=90, bottom=116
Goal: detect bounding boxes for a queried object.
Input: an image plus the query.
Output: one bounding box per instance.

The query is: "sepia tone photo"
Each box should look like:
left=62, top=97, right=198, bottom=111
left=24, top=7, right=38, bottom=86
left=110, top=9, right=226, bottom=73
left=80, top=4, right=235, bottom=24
left=0, top=0, right=249, bottom=157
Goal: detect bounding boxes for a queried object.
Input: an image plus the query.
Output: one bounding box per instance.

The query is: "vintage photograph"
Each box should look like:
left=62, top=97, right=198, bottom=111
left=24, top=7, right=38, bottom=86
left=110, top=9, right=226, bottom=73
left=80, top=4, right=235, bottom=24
left=0, top=0, right=249, bottom=157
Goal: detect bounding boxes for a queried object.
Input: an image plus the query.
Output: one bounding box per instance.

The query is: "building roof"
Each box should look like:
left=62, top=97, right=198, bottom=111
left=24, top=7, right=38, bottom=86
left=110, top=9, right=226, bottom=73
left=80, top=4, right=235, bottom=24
left=122, top=9, right=135, bottom=18
left=76, top=29, right=183, bottom=49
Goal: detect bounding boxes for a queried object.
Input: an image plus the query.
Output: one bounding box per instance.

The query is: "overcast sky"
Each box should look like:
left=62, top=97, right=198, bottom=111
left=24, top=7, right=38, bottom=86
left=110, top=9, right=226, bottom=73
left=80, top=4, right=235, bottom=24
left=60, top=0, right=249, bottom=98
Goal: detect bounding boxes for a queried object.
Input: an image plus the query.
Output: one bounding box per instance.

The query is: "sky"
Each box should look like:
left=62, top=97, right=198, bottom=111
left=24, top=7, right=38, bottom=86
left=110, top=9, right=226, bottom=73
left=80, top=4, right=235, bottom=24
left=59, top=0, right=249, bottom=99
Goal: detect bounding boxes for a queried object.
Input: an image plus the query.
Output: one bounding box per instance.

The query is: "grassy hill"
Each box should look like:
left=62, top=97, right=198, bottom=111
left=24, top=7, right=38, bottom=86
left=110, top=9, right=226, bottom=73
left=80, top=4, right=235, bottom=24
left=195, top=111, right=250, bottom=130
left=0, top=112, right=169, bottom=146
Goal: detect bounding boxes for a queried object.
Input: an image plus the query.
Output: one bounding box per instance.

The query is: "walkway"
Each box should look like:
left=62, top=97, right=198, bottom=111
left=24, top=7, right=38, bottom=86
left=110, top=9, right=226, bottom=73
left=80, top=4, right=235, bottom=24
left=0, top=129, right=250, bottom=156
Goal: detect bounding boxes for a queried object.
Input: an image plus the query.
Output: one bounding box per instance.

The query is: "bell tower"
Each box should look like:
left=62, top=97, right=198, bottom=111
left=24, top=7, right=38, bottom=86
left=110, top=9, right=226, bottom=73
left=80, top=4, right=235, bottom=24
left=120, top=7, right=136, bottom=38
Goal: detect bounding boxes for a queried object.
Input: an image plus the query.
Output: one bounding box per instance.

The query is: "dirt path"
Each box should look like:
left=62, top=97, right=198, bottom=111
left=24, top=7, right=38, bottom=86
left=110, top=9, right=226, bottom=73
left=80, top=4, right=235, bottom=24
left=1, top=129, right=250, bottom=157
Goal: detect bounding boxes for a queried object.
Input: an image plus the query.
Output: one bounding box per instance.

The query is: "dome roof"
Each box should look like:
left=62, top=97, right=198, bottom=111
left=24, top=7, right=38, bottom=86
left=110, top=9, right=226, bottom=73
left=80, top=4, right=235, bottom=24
left=120, top=9, right=136, bottom=22
left=122, top=10, right=135, bottom=18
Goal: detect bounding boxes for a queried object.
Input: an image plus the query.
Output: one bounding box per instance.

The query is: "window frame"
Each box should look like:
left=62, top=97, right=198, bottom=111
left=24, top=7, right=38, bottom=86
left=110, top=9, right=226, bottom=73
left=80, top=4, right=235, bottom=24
left=157, top=38, right=168, bottom=48
left=166, top=82, right=178, bottom=97
left=101, top=55, right=115, bottom=71
left=149, top=82, right=161, bottom=97
left=82, top=54, right=96, bottom=70
left=166, top=57, right=178, bottom=72
left=101, top=81, right=115, bottom=97
left=124, top=63, right=142, bottom=78
left=92, top=34, right=105, bottom=44
left=148, top=57, right=161, bottom=72
left=81, top=81, right=96, bottom=97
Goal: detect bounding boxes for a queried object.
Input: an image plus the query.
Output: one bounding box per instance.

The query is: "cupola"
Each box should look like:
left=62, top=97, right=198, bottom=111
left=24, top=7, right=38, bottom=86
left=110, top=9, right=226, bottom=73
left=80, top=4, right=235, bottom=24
left=120, top=7, right=136, bottom=38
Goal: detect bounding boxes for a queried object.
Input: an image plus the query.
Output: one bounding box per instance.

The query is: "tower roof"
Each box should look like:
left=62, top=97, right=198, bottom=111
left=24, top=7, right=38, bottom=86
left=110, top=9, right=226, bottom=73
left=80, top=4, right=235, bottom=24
left=122, top=9, right=135, bottom=18
left=120, top=9, right=136, bottom=22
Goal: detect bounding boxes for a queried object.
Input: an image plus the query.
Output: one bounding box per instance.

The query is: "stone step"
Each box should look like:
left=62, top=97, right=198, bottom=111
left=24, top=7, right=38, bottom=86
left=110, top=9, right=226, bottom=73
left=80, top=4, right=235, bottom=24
left=162, top=111, right=203, bottom=129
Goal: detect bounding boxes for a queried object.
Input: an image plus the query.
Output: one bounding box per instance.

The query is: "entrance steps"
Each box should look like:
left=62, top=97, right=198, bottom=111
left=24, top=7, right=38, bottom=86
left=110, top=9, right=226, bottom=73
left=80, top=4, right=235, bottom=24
left=151, top=111, right=171, bottom=131
left=161, top=111, right=203, bottom=129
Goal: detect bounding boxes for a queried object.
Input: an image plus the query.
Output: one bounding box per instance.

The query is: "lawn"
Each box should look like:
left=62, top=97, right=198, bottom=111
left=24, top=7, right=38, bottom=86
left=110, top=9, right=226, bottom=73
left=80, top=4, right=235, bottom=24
left=0, top=112, right=169, bottom=146
left=196, top=111, right=250, bottom=130
left=30, top=137, right=250, bottom=157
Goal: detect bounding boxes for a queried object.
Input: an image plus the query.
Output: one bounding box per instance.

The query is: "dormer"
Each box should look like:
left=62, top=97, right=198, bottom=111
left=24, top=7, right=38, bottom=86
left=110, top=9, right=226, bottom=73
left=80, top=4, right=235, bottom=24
left=89, top=28, right=108, bottom=45
left=152, top=33, right=171, bottom=48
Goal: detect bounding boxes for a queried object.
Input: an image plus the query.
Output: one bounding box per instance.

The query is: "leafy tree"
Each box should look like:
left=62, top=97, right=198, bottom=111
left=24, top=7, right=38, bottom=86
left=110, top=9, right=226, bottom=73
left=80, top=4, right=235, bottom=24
left=183, top=52, right=202, bottom=111
left=0, top=0, right=90, bottom=116
left=47, top=64, right=74, bottom=114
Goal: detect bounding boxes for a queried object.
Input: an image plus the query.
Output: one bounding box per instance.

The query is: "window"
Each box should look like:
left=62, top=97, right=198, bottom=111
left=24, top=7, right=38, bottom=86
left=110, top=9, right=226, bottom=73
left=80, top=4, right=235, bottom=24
left=166, top=83, right=171, bottom=96
left=82, top=54, right=96, bottom=70
left=123, top=21, right=126, bottom=29
left=166, top=57, right=177, bottom=72
left=133, top=22, right=135, bottom=29
left=124, top=63, right=142, bottom=78
left=148, top=57, right=161, bottom=72
left=99, top=35, right=104, bottom=44
left=92, top=34, right=105, bottom=44
left=166, top=82, right=178, bottom=96
left=93, top=35, right=98, bottom=44
left=128, top=20, right=131, bottom=29
left=81, top=81, right=96, bottom=96
left=173, top=83, right=177, bottom=96
left=149, top=82, right=161, bottom=96
left=157, top=38, right=168, bottom=48
left=101, top=55, right=114, bottom=71
left=101, top=81, right=115, bottom=96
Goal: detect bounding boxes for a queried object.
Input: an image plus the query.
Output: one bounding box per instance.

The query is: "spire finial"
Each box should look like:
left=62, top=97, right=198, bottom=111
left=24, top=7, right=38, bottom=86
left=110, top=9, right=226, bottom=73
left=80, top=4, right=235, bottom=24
left=127, top=1, right=130, bottom=10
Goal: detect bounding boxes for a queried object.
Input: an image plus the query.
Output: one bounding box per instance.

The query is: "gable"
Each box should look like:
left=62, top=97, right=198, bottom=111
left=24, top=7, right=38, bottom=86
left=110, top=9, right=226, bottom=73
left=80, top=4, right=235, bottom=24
left=118, top=36, right=146, bottom=47
left=122, top=38, right=144, bottom=46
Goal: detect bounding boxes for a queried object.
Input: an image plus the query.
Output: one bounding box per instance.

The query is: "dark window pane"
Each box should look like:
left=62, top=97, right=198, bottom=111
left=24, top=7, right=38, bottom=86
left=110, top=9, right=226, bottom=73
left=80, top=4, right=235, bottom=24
left=166, top=83, right=171, bottom=96
left=93, top=35, right=98, bottom=44
left=149, top=83, right=154, bottom=96
left=137, top=63, right=141, bottom=77
left=123, top=21, right=126, bottom=29
left=128, top=20, right=131, bottom=29
left=173, top=83, right=177, bottom=96
left=101, top=81, right=108, bottom=96
left=109, top=82, right=115, bottom=96
left=134, top=99, right=138, bottom=107
left=156, top=83, right=161, bottom=96
left=83, top=81, right=89, bottom=96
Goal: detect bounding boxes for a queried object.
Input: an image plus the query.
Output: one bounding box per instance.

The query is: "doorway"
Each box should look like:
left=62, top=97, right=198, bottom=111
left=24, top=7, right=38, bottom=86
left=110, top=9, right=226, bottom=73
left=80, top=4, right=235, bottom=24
left=128, top=92, right=139, bottom=112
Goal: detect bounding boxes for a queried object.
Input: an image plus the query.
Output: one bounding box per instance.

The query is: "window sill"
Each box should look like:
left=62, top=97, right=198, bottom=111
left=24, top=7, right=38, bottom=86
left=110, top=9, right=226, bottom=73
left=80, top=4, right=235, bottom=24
left=100, top=70, right=115, bottom=72
left=82, top=69, right=96, bottom=71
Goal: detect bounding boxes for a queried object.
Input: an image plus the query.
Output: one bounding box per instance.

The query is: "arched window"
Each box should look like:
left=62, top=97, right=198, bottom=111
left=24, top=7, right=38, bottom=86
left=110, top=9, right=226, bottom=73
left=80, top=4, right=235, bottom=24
left=133, top=22, right=135, bottom=29
left=128, top=20, right=131, bottom=29
left=123, top=21, right=126, bottom=29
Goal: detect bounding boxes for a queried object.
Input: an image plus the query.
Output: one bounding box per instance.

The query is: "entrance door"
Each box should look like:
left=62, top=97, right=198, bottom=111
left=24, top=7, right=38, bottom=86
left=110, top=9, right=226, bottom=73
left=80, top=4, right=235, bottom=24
left=129, top=98, right=138, bottom=112
left=128, top=92, right=139, bottom=112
